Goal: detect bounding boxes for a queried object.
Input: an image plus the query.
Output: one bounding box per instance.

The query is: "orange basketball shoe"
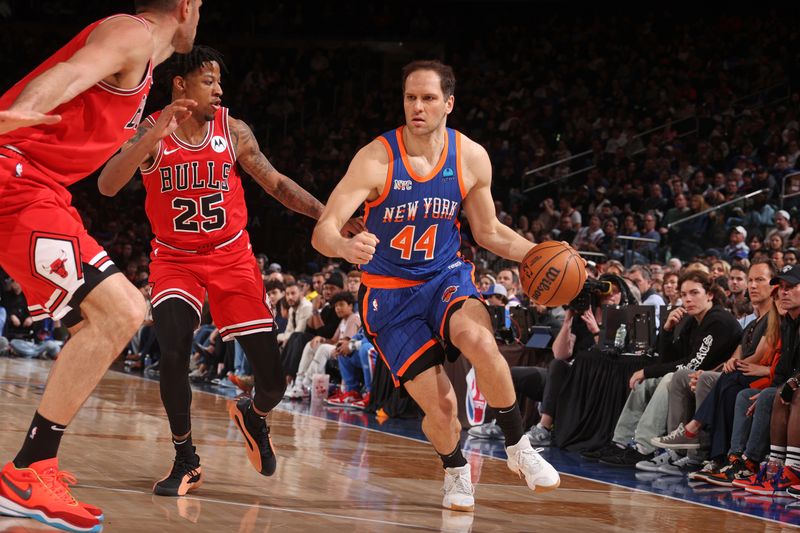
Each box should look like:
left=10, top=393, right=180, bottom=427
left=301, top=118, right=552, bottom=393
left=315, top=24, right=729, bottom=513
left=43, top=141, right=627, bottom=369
left=153, top=450, right=204, bottom=497
left=228, top=397, right=277, bottom=476
left=0, top=458, right=102, bottom=532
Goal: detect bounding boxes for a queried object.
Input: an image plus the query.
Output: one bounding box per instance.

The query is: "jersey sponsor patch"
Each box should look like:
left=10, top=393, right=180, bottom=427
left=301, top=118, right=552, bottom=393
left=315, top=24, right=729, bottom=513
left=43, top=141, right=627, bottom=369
left=211, top=135, right=227, bottom=153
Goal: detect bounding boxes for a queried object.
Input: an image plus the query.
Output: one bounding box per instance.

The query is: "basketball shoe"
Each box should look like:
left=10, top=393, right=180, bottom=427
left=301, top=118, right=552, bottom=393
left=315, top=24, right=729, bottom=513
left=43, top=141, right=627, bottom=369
left=153, top=449, right=204, bottom=497
left=228, top=397, right=277, bottom=476
left=442, top=464, right=475, bottom=512
left=0, top=458, right=101, bottom=532
left=506, top=436, right=560, bottom=492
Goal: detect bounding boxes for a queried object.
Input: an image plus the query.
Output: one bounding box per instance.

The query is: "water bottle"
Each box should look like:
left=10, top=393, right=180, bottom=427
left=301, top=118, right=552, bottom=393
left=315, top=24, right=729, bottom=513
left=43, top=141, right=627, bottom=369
left=614, top=324, right=627, bottom=350
left=144, top=354, right=152, bottom=369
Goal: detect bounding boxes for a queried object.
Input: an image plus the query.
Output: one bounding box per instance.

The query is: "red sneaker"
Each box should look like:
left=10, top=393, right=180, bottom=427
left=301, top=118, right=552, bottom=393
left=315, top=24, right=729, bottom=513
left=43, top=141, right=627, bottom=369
left=325, top=390, right=361, bottom=407
left=745, top=465, right=800, bottom=495
left=351, top=392, right=371, bottom=410
left=0, top=458, right=101, bottom=532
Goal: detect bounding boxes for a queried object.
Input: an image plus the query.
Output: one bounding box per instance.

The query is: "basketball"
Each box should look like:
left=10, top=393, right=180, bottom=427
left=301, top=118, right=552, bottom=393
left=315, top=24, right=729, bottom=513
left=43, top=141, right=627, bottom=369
left=519, top=241, right=586, bottom=307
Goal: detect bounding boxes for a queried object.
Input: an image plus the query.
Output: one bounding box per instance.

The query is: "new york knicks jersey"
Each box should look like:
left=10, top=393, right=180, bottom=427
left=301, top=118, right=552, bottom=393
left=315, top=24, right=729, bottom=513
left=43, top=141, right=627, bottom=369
left=140, top=106, right=247, bottom=250
left=362, top=126, right=466, bottom=281
left=0, top=14, right=152, bottom=187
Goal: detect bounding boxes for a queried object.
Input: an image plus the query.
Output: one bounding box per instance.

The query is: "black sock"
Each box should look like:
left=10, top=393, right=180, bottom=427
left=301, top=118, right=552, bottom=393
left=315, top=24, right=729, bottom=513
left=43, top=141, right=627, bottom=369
left=13, top=411, right=66, bottom=468
left=245, top=401, right=266, bottom=428
left=493, top=402, right=524, bottom=448
left=173, top=433, right=195, bottom=459
left=439, top=442, right=468, bottom=469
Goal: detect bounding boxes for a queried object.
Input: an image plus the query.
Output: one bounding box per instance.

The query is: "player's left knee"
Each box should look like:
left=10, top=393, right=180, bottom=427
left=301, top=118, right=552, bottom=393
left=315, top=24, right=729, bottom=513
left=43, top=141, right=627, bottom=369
left=457, top=330, right=500, bottom=365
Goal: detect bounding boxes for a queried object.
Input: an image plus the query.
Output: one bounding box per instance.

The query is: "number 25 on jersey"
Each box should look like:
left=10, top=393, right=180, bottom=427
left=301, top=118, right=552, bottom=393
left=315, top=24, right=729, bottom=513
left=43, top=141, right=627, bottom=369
left=389, top=224, right=438, bottom=260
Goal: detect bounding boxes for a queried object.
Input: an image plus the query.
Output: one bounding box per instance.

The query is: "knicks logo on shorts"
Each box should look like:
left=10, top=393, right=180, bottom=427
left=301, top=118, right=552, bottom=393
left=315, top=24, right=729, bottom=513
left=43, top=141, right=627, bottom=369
left=442, top=285, right=459, bottom=303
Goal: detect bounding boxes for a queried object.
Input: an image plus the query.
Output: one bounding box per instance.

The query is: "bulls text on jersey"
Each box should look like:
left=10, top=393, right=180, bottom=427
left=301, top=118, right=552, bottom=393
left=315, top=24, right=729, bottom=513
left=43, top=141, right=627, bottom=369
left=158, top=161, right=231, bottom=193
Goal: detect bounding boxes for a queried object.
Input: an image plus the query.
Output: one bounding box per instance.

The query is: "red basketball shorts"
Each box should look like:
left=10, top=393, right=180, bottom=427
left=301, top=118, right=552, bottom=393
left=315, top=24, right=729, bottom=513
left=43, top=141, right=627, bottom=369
left=148, top=230, right=273, bottom=341
left=0, top=155, right=118, bottom=327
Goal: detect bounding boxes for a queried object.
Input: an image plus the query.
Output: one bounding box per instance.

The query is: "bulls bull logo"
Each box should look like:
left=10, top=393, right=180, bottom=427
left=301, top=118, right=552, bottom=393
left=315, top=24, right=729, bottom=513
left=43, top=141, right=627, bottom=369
left=44, top=251, right=69, bottom=279
left=442, top=285, right=459, bottom=303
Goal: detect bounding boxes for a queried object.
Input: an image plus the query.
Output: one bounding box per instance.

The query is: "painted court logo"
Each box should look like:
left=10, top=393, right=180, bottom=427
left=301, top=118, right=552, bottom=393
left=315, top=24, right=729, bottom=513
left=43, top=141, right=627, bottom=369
left=442, top=285, right=458, bottom=303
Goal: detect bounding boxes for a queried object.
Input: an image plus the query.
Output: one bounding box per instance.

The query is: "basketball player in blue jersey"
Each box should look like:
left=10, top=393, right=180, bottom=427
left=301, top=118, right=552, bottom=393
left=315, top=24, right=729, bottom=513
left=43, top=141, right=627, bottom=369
left=313, top=60, right=565, bottom=512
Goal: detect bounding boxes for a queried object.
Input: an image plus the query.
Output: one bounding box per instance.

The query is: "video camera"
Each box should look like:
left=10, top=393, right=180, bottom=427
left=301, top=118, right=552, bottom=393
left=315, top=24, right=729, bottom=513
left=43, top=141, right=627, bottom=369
left=568, top=278, right=616, bottom=313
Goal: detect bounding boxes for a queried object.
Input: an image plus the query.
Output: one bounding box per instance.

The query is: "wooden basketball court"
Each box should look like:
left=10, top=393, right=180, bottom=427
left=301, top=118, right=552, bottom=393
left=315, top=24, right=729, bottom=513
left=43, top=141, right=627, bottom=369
left=0, top=358, right=793, bottom=532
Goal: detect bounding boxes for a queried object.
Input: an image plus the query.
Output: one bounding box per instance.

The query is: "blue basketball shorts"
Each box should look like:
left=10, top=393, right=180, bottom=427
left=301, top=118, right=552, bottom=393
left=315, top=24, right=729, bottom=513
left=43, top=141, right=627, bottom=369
left=358, top=260, right=482, bottom=386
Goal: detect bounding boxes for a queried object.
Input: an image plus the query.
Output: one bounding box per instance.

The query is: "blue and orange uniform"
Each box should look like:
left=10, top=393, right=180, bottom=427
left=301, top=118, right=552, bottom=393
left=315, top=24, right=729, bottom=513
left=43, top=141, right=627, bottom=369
left=359, top=126, right=480, bottom=386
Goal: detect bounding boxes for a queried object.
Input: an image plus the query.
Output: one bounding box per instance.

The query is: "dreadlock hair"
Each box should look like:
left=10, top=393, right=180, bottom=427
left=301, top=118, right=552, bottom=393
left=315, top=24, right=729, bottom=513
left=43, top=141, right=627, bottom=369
left=162, top=45, right=228, bottom=84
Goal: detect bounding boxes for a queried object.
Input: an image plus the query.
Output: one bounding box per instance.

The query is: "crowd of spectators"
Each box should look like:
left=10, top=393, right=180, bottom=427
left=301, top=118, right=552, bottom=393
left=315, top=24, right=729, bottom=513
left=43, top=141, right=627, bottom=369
left=3, top=2, right=800, bottom=508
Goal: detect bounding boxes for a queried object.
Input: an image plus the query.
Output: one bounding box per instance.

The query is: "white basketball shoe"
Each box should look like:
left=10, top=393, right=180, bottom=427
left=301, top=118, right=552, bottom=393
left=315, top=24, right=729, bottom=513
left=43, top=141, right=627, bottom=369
left=442, top=464, right=475, bottom=512
left=506, top=436, right=560, bottom=492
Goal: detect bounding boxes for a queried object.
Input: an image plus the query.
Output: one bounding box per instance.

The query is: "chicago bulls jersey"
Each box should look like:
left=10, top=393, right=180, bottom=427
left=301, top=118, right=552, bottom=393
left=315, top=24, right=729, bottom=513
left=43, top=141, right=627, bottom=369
left=141, top=106, right=247, bottom=250
left=362, top=127, right=465, bottom=281
left=0, top=14, right=152, bottom=187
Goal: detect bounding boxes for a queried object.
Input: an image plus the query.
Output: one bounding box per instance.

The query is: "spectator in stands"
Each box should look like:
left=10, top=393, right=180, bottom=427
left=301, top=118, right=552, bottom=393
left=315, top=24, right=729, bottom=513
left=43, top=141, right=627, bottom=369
left=497, top=269, right=522, bottom=306
left=786, top=249, right=799, bottom=266
left=767, top=233, right=786, bottom=255
left=325, top=328, right=376, bottom=410
left=710, top=260, right=731, bottom=282
left=662, top=272, right=681, bottom=308
left=724, top=226, right=750, bottom=263
left=276, top=282, right=312, bottom=347
left=627, top=265, right=666, bottom=325
left=553, top=214, right=577, bottom=245
left=3, top=279, right=34, bottom=342
left=346, top=270, right=361, bottom=310
left=286, top=292, right=360, bottom=399
left=598, top=270, right=741, bottom=467
left=572, top=214, right=604, bottom=252
left=264, top=278, right=286, bottom=326
left=767, top=210, right=793, bottom=243
left=648, top=260, right=777, bottom=478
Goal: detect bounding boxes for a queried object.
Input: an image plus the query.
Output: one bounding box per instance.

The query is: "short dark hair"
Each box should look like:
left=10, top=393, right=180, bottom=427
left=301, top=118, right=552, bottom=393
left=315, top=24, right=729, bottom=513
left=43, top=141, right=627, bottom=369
left=134, top=0, right=180, bottom=13
left=329, top=291, right=355, bottom=307
left=163, top=45, right=227, bottom=83
left=750, top=258, right=778, bottom=278
left=730, top=264, right=748, bottom=276
left=264, top=279, right=285, bottom=292
left=402, top=60, right=456, bottom=98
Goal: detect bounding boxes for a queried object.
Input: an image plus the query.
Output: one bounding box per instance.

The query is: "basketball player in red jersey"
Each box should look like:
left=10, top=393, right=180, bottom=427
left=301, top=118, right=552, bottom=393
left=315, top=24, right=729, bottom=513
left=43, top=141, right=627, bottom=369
left=0, top=2, right=203, bottom=530
left=313, top=60, right=568, bottom=512
left=98, top=46, right=362, bottom=497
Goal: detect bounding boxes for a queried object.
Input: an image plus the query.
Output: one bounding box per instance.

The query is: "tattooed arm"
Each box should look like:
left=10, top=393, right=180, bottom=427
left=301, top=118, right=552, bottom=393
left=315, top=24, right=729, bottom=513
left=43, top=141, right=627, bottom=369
left=98, top=98, right=195, bottom=196
left=230, top=116, right=324, bottom=220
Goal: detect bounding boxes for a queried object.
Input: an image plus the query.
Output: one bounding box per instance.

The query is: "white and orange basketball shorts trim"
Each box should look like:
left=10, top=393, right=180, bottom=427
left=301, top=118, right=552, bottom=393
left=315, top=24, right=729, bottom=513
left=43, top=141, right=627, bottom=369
left=148, top=230, right=273, bottom=341
left=0, top=156, right=117, bottom=326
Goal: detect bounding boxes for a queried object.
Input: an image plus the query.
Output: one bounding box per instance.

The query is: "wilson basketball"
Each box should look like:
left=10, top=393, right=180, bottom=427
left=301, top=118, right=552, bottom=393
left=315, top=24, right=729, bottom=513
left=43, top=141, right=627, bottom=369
left=519, top=241, right=586, bottom=307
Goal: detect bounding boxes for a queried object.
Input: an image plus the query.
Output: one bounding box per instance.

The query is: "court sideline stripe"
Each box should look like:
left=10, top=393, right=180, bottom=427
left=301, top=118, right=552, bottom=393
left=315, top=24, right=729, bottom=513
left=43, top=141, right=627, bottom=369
left=76, top=484, right=445, bottom=532
left=172, top=377, right=800, bottom=529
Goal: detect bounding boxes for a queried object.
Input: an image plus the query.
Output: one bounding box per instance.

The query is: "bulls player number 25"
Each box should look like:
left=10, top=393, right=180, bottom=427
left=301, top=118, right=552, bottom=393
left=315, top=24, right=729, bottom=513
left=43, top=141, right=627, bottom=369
left=172, top=192, right=227, bottom=233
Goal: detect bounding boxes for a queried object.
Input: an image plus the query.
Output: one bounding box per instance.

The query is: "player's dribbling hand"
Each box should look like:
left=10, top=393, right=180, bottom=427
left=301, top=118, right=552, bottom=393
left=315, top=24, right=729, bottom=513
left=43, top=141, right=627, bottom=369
left=152, top=99, right=197, bottom=139
left=0, top=109, right=61, bottom=135
left=341, top=231, right=379, bottom=265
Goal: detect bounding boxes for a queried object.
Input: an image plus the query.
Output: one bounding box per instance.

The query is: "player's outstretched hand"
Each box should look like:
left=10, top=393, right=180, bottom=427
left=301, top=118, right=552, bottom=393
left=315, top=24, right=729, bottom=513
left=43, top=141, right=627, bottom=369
left=0, top=109, right=61, bottom=135
left=341, top=217, right=366, bottom=238
left=341, top=231, right=379, bottom=265
left=152, top=99, right=197, bottom=139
